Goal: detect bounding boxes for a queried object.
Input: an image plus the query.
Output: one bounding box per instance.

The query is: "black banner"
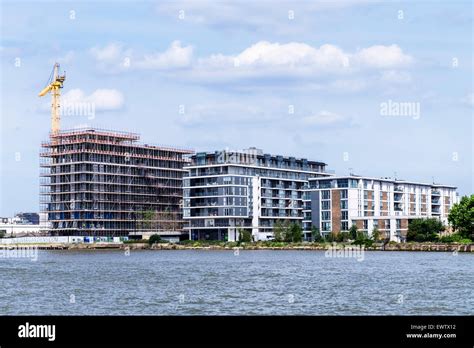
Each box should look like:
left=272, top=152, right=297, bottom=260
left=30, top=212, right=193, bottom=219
left=0, top=315, right=472, bottom=346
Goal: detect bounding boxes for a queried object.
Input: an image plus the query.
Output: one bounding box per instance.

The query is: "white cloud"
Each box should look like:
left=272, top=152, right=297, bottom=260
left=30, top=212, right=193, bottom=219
left=302, top=110, right=349, bottom=126
left=202, top=41, right=349, bottom=74
left=90, top=42, right=126, bottom=62
left=89, top=40, right=413, bottom=93
left=198, top=41, right=412, bottom=73
left=90, top=41, right=192, bottom=72
left=190, top=41, right=413, bottom=86
left=135, top=41, right=193, bottom=69
left=156, top=0, right=374, bottom=32
left=355, top=45, right=413, bottom=69
left=62, top=89, right=124, bottom=110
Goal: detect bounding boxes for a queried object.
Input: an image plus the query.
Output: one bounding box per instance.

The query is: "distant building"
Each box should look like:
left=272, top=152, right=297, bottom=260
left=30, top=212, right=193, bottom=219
left=40, top=128, right=193, bottom=237
left=183, top=148, right=330, bottom=241
left=15, top=212, right=40, bottom=225
left=305, top=175, right=458, bottom=242
left=0, top=216, right=46, bottom=237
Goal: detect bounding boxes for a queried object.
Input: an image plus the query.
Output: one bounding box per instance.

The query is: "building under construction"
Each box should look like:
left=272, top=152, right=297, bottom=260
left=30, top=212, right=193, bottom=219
left=40, top=128, right=193, bottom=237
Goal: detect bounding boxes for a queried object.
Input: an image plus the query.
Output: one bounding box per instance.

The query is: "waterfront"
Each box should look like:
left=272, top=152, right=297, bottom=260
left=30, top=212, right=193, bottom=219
left=0, top=250, right=472, bottom=315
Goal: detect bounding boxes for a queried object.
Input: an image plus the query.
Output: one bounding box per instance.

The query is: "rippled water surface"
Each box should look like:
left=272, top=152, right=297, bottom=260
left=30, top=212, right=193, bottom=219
left=1, top=250, right=473, bottom=315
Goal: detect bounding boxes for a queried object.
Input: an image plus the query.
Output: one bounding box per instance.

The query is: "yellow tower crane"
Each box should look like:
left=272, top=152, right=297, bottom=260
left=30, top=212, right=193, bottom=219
left=38, top=63, right=66, bottom=135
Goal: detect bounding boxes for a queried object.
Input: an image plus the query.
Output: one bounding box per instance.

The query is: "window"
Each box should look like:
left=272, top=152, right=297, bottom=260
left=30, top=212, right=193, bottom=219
left=363, top=220, right=368, bottom=229
left=322, top=201, right=330, bottom=210
left=322, top=222, right=331, bottom=231
left=321, top=211, right=330, bottom=220
left=319, top=181, right=332, bottom=189
left=340, top=190, right=348, bottom=199
left=337, top=179, right=348, bottom=188
left=322, top=190, right=330, bottom=199
left=341, top=221, right=349, bottom=231
left=342, top=211, right=348, bottom=220
left=340, top=200, right=348, bottom=209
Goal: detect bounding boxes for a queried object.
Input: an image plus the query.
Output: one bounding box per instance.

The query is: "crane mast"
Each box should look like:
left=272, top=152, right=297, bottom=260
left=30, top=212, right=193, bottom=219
left=39, top=63, right=66, bottom=135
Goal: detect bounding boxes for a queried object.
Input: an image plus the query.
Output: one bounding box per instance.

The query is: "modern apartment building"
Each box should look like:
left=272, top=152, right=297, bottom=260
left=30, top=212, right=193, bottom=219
left=40, top=128, right=193, bottom=237
left=304, top=175, right=458, bottom=242
left=183, top=148, right=330, bottom=241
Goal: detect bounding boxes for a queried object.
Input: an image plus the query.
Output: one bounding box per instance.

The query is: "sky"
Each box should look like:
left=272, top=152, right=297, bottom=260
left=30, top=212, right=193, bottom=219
left=0, top=0, right=472, bottom=216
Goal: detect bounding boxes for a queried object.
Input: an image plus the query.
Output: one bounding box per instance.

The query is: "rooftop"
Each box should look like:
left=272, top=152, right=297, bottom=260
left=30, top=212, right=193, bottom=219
left=309, top=174, right=457, bottom=189
left=43, top=127, right=194, bottom=154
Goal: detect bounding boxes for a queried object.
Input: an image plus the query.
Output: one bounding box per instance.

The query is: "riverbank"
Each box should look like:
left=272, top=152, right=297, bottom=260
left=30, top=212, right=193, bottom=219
left=1, top=242, right=473, bottom=252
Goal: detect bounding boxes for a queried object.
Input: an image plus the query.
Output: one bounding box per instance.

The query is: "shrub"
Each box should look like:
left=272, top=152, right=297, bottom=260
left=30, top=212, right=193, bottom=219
left=349, top=225, right=358, bottom=240
left=407, top=218, right=444, bottom=242
left=439, top=233, right=472, bottom=244
left=354, top=231, right=372, bottom=247
left=311, top=226, right=323, bottom=242
left=179, top=240, right=195, bottom=245
left=340, top=232, right=350, bottom=242
left=148, top=234, right=162, bottom=245
left=238, top=229, right=252, bottom=243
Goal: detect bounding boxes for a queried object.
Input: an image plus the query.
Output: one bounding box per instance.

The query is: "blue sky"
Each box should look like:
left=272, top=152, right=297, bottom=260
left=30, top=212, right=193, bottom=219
left=0, top=0, right=472, bottom=216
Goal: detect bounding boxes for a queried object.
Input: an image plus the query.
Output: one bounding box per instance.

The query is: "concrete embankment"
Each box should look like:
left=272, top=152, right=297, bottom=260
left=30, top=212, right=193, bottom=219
left=2, top=242, right=472, bottom=252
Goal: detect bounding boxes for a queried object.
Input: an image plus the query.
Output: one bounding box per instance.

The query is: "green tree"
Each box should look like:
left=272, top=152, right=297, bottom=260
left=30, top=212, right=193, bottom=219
left=288, top=223, right=303, bottom=243
left=371, top=228, right=381, bottom=242
left=273, top=220, right=284, bottom=242
left=354, top=231, right=367, bottom=245
left=407, top=218, right=444, bottom=242
left=349, top=225, right=358, bottom=240
left=448, top=195, right=474, bottom=240
left=273, top=220, right=290, bottom=242
left=331, top=231, right=343, bottom=243
left=325, top=233, right=334, bottom=242
left=148, top=234, right=161, bottom=245
left=340, top=232, right=350, bottom=242
left=311, top=226, right=322, bottom=242
left=238, top=229, right=252, bottom=243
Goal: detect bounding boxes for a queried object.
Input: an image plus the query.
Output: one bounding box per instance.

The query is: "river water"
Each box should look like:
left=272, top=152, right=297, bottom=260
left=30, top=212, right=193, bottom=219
left=0, top=250, right=472, bottom=315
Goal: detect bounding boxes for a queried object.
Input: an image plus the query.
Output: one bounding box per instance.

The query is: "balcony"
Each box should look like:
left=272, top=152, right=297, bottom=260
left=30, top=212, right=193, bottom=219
left=394, top=186, right=403, bottom=192
left=431, top=190, right=441, bottom=196
left=394, top=194, right=403, bottom=202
